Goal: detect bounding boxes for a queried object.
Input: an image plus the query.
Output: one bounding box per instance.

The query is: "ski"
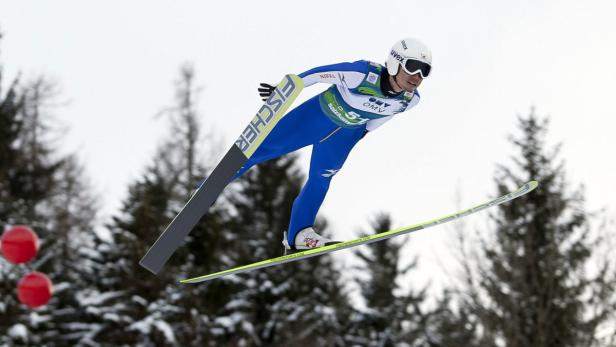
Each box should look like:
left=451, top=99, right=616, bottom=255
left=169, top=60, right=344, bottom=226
left=139, top=75, right=304, bottom=275
left=181, top=181, right=538, bottom=284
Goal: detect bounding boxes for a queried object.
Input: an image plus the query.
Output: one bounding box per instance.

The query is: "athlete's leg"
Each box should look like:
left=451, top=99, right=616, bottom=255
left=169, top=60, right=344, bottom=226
left=286, top=125, right=367, bottom=246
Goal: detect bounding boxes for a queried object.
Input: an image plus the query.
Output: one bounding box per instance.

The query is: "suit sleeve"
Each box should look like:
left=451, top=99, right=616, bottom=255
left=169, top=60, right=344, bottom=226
left=298, top=61, right=368, bottom=88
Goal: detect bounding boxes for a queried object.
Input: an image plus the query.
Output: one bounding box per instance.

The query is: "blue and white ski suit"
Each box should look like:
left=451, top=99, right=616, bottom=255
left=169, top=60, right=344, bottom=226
left=234, top=60, right=420, bottom=246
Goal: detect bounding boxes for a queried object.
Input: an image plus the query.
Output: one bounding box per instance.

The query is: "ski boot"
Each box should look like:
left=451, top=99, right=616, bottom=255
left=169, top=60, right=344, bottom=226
left=282, top=227, right=341, bottom=255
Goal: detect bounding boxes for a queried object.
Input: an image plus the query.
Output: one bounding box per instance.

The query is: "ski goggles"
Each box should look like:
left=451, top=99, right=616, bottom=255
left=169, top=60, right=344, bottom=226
left=401, top=58, right=432, bottom=79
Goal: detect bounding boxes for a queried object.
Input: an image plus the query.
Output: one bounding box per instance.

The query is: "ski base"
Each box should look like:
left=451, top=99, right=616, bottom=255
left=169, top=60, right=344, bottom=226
left=181, top=181, right=539, bottom=284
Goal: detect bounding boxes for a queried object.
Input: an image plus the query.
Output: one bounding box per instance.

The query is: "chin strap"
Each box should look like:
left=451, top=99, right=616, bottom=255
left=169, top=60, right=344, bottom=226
left=381, top=69, right=404, bottom=96
left=392, top=74, right=402, bottom=92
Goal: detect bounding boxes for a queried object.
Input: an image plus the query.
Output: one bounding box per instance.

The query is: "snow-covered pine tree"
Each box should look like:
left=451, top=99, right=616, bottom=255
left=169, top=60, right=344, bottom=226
left=0, top=36, right=29, bottom=344
left=159, top=64, right=239, bottom=346
left=81, top=63, right=234, bottom=346
left=1, top=35, right=100, bottom=345
left=208, top=154, right=352, bottom=347
left=459, top=110, right=616, bottom=347
left=419, top=289, right=478, bottom=347
left=23, top=78, right=101, bottom=345
left=346, top=213, right=430, bottom=347
left=0, top=31, right=25, bottom=225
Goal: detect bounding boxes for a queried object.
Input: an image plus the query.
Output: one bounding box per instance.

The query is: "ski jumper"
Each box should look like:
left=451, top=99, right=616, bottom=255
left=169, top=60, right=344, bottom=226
left=233, top=60, right=420, bottom=246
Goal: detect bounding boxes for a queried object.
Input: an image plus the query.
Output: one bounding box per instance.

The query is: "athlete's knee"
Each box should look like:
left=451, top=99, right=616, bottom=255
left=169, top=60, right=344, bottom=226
left=317, top=167, right=341, bottom=180
left=302, top=171, right=335, bottom=194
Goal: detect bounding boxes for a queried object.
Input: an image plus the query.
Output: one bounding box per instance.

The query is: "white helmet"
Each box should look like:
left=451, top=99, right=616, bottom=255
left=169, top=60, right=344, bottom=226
left=386, top=38, right=432, bottom=78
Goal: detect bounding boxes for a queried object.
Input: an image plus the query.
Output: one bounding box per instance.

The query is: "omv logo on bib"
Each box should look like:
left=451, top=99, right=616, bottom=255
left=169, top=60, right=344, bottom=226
left=363, top=97, right=391, bottom=113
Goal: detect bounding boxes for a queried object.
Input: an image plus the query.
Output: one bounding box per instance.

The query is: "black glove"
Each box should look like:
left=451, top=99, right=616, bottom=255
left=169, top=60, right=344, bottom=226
left=258, top=83, right=276, bottom=101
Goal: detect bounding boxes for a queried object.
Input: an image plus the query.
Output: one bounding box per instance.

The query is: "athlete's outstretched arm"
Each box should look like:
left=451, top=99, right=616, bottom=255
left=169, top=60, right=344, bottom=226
left=258, top=61, right=369, bottom=100
left=297, top=61, right=369, bottom=88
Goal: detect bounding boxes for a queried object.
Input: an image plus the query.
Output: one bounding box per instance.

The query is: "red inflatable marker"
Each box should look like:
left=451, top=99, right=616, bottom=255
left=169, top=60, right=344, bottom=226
left=17, top=272, right=53, bottom=308
left=1, top=225, right=39, bottom=264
